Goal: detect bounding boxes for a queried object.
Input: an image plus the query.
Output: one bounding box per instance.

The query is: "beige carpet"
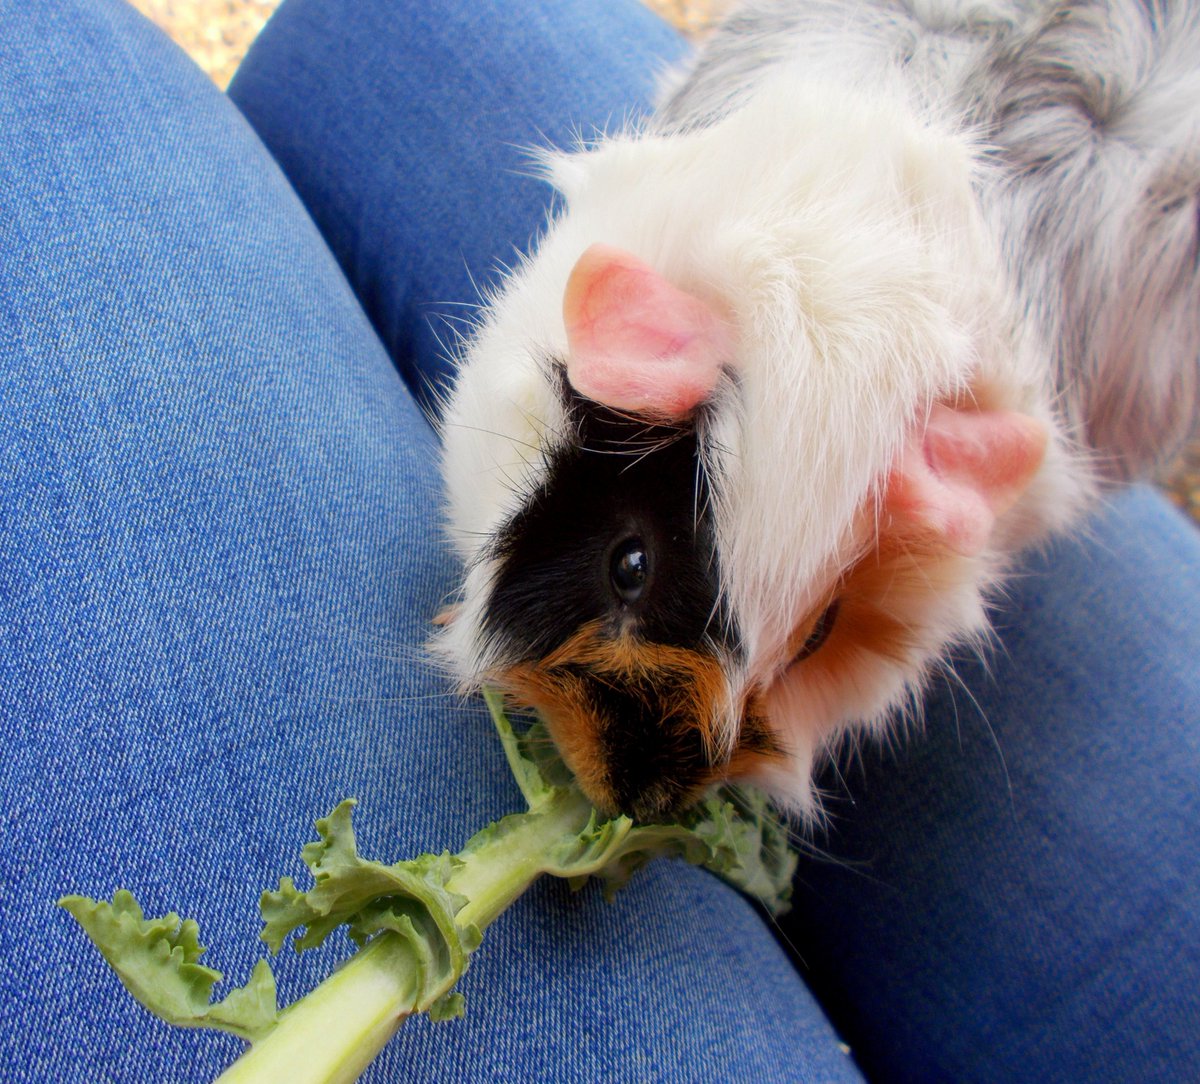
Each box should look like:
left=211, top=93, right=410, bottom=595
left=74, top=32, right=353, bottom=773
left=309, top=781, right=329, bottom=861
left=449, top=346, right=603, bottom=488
left=126, top=0, right=728, bottom=87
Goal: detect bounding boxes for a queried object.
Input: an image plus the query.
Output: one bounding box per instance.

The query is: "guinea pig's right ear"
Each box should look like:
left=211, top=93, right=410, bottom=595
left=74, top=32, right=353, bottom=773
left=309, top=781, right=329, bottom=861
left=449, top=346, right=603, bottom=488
left=882, top=402, right=1048, bottom=556
left=563, top=244, right=732, bottom=420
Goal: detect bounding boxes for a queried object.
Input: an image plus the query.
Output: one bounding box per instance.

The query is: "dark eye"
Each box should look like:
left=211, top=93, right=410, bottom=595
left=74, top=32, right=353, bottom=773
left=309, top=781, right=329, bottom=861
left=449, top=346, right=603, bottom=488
left=610, top=537, right=649, bottom=604
left=792, top=599, right=839, bottom=664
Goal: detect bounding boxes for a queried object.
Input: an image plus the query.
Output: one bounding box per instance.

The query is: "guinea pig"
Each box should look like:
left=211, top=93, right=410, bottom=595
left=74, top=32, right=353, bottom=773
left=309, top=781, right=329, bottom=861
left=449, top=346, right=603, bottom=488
left=435, top=0, right=1200, bottom=821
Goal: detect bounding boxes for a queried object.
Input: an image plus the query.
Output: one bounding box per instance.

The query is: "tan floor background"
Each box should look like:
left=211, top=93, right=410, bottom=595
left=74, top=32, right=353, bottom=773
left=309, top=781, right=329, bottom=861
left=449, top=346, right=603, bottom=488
left=125, top=1, right=728, bottom=87
left=125, top=0, right=1198, bottom=522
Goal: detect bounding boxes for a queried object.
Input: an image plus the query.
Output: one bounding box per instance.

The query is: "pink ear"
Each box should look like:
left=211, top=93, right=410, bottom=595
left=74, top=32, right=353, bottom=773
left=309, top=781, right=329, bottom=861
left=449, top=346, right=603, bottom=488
left=884, top=403, right=1048, bottom=555
left=563, top=244, right=731, bottom=419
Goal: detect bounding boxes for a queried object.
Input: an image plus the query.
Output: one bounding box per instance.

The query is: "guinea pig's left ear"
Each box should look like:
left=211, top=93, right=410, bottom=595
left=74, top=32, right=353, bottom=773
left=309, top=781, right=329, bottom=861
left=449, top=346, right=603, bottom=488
left=883, top=402, right=1048, bottom=556
left=562, top=243, right=732, bottom=420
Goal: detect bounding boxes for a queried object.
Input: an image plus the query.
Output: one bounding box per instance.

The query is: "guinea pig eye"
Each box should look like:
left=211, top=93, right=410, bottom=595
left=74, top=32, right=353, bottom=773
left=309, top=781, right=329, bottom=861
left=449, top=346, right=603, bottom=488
left=609, top=537, right=649, bottom=604
left=792, top=599, right=839, bottom=664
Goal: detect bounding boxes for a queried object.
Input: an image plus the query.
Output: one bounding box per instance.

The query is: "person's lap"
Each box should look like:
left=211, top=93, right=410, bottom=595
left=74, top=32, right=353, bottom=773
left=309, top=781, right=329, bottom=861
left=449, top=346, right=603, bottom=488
left=0, top=1, right=859, bottom=1081
left=3, top=0, right=1198, bottom=1080
left=230, top=2, right=1200, bottom=1080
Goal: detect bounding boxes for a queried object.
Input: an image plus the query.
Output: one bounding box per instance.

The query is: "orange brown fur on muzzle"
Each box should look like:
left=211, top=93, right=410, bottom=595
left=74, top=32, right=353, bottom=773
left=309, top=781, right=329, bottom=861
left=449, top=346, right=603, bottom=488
left=491, top=620, right=783, bottom=820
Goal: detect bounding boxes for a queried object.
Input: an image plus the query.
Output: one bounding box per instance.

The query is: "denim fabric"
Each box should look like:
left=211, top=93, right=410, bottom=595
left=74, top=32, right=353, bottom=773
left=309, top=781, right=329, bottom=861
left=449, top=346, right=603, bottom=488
left=782, top=486, right=1200, bottom=1084
left=0, top=1, right=858, bottom=1082
left=230, top=0, right=689, bottom=412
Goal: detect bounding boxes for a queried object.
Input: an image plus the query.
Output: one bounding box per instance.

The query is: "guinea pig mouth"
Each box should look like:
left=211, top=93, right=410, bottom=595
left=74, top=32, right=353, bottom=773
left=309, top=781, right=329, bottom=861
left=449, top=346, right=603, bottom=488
left=576, top=689, right=784, bottom=822
left=495, top=663, right=725, bottom=820
left=490, top=629, right=778, bottom=821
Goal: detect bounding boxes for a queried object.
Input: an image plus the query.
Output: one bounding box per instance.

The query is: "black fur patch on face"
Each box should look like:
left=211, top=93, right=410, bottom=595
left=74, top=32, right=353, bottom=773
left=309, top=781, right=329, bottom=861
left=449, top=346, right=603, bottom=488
left=483, top=372, right=736, bottom=665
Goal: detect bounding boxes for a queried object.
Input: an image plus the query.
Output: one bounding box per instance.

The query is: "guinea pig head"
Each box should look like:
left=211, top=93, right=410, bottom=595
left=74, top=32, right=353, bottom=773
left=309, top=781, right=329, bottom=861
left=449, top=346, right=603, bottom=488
left=480, top=395, right=785, bottom=819
left=472, top=248, right=780, bottom=819
left=438, top=86, right=1070, bottom=817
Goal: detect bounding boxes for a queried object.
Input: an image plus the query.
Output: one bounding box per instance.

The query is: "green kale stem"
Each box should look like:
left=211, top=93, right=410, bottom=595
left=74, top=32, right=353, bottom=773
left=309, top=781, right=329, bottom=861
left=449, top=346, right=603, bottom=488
left=217, top=785, right=596, bottom=1083
left=217, top=768, right=600, bottom=1080
left=216, top=931, right=418, bottom=1084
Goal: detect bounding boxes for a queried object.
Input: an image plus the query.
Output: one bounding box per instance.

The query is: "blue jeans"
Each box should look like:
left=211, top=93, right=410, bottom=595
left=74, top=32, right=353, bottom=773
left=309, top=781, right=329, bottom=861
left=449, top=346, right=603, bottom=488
left=0, top=1, right=1196, bottom=1081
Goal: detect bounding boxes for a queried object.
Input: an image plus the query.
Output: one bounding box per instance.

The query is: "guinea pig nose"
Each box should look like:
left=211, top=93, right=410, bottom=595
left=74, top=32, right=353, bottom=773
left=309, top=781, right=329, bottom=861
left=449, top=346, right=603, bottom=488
left=598, top=692, right=714, bottom=822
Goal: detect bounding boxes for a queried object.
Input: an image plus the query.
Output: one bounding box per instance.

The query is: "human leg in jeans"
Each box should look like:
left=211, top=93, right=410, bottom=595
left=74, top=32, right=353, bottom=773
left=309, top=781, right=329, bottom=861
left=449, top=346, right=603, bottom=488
left=231, top=1, right=1200, bottom=1080
left=0, top=1, right=857, bottom=1081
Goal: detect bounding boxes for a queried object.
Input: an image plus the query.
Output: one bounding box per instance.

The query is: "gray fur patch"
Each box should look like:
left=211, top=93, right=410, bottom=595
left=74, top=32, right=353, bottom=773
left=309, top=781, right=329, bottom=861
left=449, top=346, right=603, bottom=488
left=658, top=0, right=1200, bottom=477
